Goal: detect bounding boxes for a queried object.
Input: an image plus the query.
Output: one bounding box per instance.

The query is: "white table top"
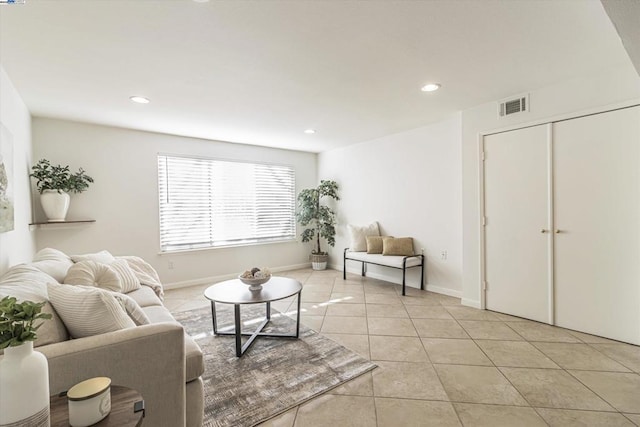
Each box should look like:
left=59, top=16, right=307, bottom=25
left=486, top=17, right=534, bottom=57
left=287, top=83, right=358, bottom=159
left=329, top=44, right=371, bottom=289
left=204, top=276, right=302, bottom=304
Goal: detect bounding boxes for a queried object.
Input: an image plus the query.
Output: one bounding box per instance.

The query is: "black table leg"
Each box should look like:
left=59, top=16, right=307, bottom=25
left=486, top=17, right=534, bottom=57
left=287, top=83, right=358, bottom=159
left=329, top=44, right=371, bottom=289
left=234, top=304, right=242, bottom=357
left=211, top=301, right=218, bottom=334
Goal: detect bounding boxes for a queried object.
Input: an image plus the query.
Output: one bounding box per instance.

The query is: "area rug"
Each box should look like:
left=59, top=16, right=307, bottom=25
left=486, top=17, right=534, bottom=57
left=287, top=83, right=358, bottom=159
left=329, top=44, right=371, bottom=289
left=174, top=305, right=377, bottom=427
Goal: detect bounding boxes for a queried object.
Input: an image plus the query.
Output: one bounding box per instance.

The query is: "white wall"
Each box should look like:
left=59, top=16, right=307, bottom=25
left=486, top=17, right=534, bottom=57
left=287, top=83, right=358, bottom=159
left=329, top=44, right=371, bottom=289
left=0, top=65, right=35, bottom=274
left=32, top=118, right=317, bottom=286
left=318, top=114, right=462, bottom=296
left=461, top=64, right=640, bottom=307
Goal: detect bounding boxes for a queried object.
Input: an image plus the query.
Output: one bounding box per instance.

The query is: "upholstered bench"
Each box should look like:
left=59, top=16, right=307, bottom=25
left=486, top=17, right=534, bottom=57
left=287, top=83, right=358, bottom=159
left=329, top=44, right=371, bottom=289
left=343, top=248, right=424, bottom=296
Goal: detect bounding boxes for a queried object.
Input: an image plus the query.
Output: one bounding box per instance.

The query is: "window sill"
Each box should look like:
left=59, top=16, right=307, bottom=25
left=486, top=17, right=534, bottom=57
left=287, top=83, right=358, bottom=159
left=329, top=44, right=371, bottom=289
left=157, top=238, right=298, bottom=255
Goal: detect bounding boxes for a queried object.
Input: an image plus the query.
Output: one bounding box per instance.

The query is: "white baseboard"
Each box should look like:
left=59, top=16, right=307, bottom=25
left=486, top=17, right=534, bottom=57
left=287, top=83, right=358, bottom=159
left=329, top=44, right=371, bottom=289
left=425, top=285, right=462, bottom=298
left=164, top=262, right=312, bottom=290
left=461, top=298, right=481, bottom=309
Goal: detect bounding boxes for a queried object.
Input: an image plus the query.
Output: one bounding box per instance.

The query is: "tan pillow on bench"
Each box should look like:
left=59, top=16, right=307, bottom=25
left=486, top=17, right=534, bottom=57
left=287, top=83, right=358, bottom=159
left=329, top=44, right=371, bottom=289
left=382, top=237, right=414, bottom=256
left=366, top=236, right=392, bottom=254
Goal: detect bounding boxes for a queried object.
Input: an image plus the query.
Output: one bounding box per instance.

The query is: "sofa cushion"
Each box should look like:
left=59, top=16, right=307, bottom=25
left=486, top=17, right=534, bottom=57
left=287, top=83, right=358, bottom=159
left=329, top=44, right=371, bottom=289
left=143, top=305, right=178, bottom=324
left=110, top=259, right=142, bottom=293
left=48, top=283, right=136, bottom=338
left=184, top=335, right=205, bottom=382
left=31, top=248, right=74, bottom=282
left=64, top=260, right=123, bottom=292
left=382, top=237, right=415, bottom=256
left=71, top=250, right=116, bottom=264
left=348, top=222, right=380, bottom=252
left=127, top=286, right=163, bottom=308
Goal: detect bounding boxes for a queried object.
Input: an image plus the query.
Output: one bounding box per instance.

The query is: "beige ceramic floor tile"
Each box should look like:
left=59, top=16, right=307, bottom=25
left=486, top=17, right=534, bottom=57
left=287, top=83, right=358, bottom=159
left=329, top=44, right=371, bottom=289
left=434, top=365, right=527, bottom=406
left=488, top=311, right=531, bottom=322
left=422, top=338, right=493, bottom=366
left=363, top=283, right=398, bottom=294
left=321, top=316, right=368, bottom=334
left=436, top=295, right=462, bottom=306
left=289, top=302, right=327, bottom=317
left=532, top=342, right=630, bottom=372
left=567, top=330, right=618, bottom=344
left=369, top=336, right=428, bottom=362
left=328, top=292, right=366, bottom=304
left=405, top=305, right=453, bottom=320
left=331, top=283, right=364, bottom=294
left=294, top=394, right=376, bottom=427
left=367, top=317, right=417, bottom=337
left=499, top=367, right=613, bottom=411
left=412, top=319, right=470, bottom=339
left=400, top=295, right=443, bottom=306
left=329, top=372, right=374, bottom=397
left=255, top=407, right=298, bottom=427
left=475, top=340, right=560, bottom=369
left=535, top=408, right=635, bottom=427
left=301, top=291, right=332, bottom=303
left=458, top=320, right=523, bottom=340
left=453, top=403, right=547, bottom=427
left=325, top=303, right=366, bottom=317
left=322, top=333, right=370, bottom=360
left=569, top=370, right=640, bottom=413
left=298, top=315, right=324, bottom=331
left=590, top=343, right=640, bottom=373
left=445, top=306, right=500, bottom=321
left=365, top=304, right=409, bottom=318
left=376, top=398, right=461, bottom=427
left=625, top=413, right=640, bottom=425
left=505, top=321, right=582, bottom=343
left=372, top=361, right=448, bottom=400
left=364, top=293, right=403, bottom=305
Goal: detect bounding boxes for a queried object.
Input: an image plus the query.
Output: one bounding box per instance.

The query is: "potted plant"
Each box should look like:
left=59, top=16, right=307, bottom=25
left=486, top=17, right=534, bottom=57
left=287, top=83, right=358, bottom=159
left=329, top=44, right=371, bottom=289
left=296, top=180, right=339, bottom=270
left=29, top=158, right=94, bottom=222
left=0, top=296, right=52, bottom=425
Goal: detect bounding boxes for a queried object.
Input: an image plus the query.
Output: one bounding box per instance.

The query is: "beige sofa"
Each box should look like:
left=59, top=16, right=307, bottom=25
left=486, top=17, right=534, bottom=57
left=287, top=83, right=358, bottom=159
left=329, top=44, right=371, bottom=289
left=0, top=248, right=204, bottom=427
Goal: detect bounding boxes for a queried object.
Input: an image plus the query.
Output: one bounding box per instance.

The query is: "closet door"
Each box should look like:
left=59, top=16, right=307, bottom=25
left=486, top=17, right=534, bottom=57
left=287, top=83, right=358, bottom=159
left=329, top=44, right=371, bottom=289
left=484, top=124, right=551, bottom=323
left=554, top=106, right=640, bottom=344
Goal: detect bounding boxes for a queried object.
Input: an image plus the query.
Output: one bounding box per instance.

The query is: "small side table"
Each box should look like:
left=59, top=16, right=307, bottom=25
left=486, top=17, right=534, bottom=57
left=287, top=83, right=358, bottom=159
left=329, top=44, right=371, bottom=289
left=50, top=385, right=145, bottom=427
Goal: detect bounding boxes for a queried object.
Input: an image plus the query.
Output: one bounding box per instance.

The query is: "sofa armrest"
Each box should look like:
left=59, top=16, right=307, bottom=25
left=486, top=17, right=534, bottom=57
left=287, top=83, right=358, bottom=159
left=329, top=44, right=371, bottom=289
left=39, top=323, right=186, bottom=427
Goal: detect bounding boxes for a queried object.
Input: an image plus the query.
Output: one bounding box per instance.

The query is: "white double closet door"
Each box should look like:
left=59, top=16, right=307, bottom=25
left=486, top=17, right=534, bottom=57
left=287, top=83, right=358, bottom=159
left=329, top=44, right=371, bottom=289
left=483, top=106, right=640, bottom=345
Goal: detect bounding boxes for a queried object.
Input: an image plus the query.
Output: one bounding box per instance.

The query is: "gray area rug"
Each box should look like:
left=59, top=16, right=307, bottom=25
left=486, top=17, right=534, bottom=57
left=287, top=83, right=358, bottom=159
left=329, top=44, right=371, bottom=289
left=174, top=305, right=376, bottom=427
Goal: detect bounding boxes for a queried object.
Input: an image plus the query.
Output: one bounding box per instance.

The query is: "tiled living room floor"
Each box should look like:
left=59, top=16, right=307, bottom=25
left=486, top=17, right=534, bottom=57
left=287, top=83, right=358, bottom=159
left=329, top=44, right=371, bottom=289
left=164, top=269, right=640, bottom=427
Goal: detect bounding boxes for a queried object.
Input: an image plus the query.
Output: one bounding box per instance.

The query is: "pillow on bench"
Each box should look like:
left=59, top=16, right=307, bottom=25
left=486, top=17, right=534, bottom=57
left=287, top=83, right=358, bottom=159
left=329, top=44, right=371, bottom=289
left=348, top=222, right=380, bottom=252
left=366, top=235, right=392, bottom=254
left=382, top=237, right=414, bottom=256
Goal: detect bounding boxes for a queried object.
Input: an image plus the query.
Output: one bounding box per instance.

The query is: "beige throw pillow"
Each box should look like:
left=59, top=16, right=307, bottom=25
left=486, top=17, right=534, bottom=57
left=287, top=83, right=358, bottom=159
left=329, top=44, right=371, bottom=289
left=382, top=237, right=415, bottom=256
left=112, top=292, right=150, bottom=326
left=47, top=283, right=136, bottom=339
left=348, top=222, right=380, bottom=252
left=64, top=260, right=123, bottom=292
left=31, top=248, right=74, bottom=282
left=71, top=250, right=116, bottom=264
left=110, top=259, right=142, bottom=293
left=366, top=235, right=392, bottom=254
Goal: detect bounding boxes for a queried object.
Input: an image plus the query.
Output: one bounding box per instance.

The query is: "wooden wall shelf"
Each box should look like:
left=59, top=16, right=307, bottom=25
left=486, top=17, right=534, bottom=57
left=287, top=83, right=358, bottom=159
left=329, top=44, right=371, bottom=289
left=29, top=219, right=96, bottom=230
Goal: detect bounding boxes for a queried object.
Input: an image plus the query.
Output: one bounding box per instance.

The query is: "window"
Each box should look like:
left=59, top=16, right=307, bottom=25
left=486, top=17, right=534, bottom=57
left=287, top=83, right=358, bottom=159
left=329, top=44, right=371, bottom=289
left=157, top=154, right=295, bottom=252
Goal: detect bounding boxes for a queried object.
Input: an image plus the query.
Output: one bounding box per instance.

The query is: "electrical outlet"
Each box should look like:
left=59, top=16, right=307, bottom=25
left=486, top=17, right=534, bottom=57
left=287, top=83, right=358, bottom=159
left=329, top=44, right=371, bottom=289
left=440, top=251, right=447, bottom=260
left=168, top=261, right=174, bottom=270
left=421, top=247, right=425, bottom=255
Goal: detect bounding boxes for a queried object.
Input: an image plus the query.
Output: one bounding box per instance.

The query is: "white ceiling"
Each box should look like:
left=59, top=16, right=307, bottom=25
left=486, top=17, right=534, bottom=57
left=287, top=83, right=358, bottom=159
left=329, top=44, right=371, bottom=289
left=0, top=0, right=633, bottom=153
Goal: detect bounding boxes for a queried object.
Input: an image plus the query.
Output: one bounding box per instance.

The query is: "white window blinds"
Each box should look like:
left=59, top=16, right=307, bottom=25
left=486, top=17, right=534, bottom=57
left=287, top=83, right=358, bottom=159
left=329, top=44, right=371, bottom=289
left=158, top=155, right=295, bottom=252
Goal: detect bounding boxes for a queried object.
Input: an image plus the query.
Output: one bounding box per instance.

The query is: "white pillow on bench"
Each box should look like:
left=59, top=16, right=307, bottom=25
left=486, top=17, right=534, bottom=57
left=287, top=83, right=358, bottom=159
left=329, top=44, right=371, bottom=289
left=348, top=222, right=380, bottom=252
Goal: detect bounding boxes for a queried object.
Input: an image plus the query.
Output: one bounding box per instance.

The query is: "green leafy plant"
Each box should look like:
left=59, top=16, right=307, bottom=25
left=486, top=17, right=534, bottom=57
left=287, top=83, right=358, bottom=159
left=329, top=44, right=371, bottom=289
left=29, top=158, right=94, bottom=194
left=0, top=296, right=52, bottom=349
left=295, top=180, right=339, bottom=255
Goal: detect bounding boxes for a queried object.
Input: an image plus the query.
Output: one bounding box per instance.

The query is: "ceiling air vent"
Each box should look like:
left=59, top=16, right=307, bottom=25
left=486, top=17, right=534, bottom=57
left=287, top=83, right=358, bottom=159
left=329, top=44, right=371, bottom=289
left=498, top=93, right=529, bottom=118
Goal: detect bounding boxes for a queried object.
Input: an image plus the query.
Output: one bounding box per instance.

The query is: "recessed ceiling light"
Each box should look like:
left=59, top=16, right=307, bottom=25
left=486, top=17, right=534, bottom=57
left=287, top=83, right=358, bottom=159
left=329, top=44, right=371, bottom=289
left=129, top=96, right=150, bottom=104
left=304, top=129, right=316, bottom=134
left=421, top=83, right=441, bottom=92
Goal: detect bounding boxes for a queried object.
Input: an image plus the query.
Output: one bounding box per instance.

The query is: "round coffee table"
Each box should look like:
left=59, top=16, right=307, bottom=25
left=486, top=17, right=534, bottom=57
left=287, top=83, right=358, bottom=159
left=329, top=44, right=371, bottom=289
left=204, top=276, right=302, bottom=357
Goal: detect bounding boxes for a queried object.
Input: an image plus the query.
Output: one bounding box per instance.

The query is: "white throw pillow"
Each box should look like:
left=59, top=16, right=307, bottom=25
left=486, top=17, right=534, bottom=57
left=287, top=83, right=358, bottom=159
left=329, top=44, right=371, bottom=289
left=31, top=248, right=74, bottom=282
left=112, top=292, right=150, bottom=326
left=64, top=261, right=123, bottom=292
left=71, top=250, right=116, bottom=264
left=47, top=283, right=136, bottom=338
left=110, top=259, right=142, bottom=293
left=347, top=222, right=380, bottom=252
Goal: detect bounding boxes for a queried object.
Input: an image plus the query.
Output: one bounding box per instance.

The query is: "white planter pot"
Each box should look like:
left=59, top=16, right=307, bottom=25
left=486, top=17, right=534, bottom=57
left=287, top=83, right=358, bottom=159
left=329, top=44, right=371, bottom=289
left=40, top=190, right=70, bottom=222
left=0, top=341, right=50, bottom=426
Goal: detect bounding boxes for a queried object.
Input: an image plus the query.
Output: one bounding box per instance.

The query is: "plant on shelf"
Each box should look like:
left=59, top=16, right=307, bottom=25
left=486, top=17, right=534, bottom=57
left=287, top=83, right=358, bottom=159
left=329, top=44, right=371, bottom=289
left=0, top=296, right=52, bottom=350
left=29, top=159, right=94, bottom=222
left=30, top=159, right=93, bottom=194
left=296, top=180, right=339, bottom=270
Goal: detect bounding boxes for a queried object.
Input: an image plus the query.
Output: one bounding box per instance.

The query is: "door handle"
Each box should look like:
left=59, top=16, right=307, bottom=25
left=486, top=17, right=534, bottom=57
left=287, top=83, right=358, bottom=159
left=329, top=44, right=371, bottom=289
left=555, top=229, right=562, bottom=234
left=540, top=229, right=549, bottom=233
